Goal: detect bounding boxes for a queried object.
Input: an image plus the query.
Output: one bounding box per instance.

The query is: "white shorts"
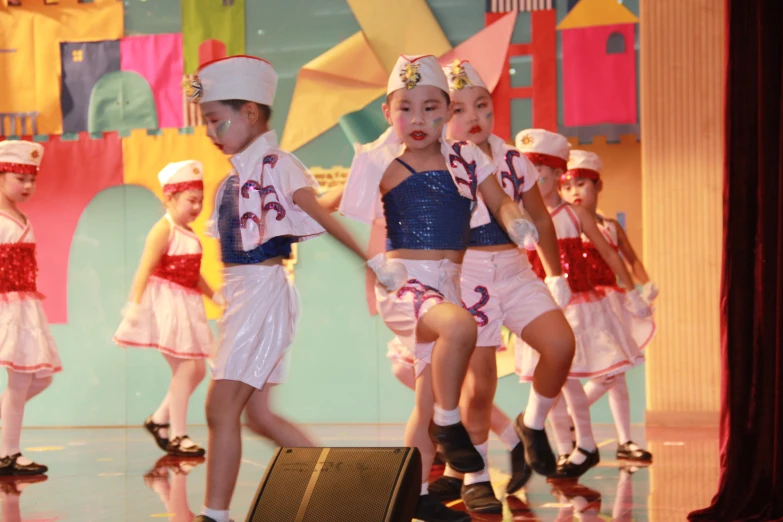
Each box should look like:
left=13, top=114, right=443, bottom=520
left=376, top=258, right=462, bottom=376
left=210, top=265, right=297, bottom=389
left=461, top=249, right=559, bottom=348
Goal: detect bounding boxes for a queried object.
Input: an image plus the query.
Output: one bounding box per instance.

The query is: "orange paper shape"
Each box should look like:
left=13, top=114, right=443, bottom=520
left=280, top=32, right=387, bottom=153
left=439, top=11, right=518, bottom=94
left=558, top=0, right=638, bottom=30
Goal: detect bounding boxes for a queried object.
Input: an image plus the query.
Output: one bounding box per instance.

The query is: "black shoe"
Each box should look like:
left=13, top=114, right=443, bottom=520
left=514, top=413, right=556, bottom=476
left=557, top=454, right=570, bottom=467
left=0, top=454, right=47, bottom=476
left=461, top=481, right=503, bottom=514
left=428, top=475, right=463, bottom=502
left=192, top=517, right=216, bottom=522
left=616, top=441, right=652, bottom=462
left=551, top=447, right=600, bottom=479
left=0, top=474, right=48, bottom=494
left=166, top=436, right=206, bottom=458
left=144, top=416, right=170, bottom=452
left=429, top=422, right=483, bottom=473
left=415, top=494, right=471, bottom=522
left=506, top=442, right=533, bottom=494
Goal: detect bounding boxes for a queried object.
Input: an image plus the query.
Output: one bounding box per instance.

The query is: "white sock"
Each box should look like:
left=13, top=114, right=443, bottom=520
left=433, top=405, right=461, bottom=427
left=443, top=464, right=464, bottom=479
left=561, top=380, right=596, bottom=452
left=548, top=395, right=574, bottom=455
left=608, top=375, right=632, bottom=445
left=201, top=507, right=230, bottom=522
left=463, top=441, right=490, bottom=485
left=523, top=388, right=556, bottom=430
left=420, top=482, right=429, bottom=496
left=498, top=422, right=520, bottom=451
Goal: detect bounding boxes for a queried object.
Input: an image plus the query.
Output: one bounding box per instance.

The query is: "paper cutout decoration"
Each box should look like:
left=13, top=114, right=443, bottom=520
left=439, top=11, right=518, bottom=94
left=60, top=40, right=121, bottom=133
left=181, top=0, right=244, bottom=74
left=559, top=0, right=638, bottom=127
left=88, top=71, right=158, bottom=133
left=0, top=1, right=124, bottom=134
left=120, top=34, right=184, bottom=129
left=0, top=133, right=124, bottom=324
left=338, top=104, right=389, bottom=147
left=345, top=0, right=451, bottom=71
left=198, top=39, right=226, bottom=67
left=281, top=0, right=452, bottom=152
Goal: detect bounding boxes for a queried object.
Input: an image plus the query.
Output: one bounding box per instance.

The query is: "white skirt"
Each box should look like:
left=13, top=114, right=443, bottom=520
left=210, top=264, right=298, bottom=389
left=600, top=287, right=656, bottom=367
left=114, top=277, right=213, bottom=359
left=0, top=293, right=61, bottom=376
left=515, top=291, right=635, bottom=380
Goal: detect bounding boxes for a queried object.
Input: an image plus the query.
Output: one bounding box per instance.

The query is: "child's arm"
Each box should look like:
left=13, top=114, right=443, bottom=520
left=574, top=207, right=635, bottom=290
left=610, top=218, right=650, bottom=284
left=478, top=176, right=539, bottom=248
left=521, top=185, right=562, bottom=277
left=197, top=275, right=215, bottom=300
left=127, top=218, right=170, bottom=305
left=294, top=186, right=367, bottom=261
left=317, top=186, right=344, bottom=213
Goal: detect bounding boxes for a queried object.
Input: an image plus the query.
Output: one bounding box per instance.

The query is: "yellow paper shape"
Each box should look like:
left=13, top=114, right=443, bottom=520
left=0, top=1, right=124, bottom=134
left=558, top=0, right=639, bottom=30
left=280, top=32, right=387, bottom=153
left=122, top=128, right=233, bottom=319
left=346, top=0, right=451, bottom=71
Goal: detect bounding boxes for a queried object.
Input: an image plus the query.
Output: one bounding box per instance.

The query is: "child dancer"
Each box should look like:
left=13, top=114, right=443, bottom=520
left=427, top=60, right=575, bottom=513
left=0, top=140, right=59, bottom=476
left=559, top=150, right=656, bottom=462
left=514, top=130, right=650, bottom=479
left=114, top=160, right=216, bottom=458
left=339, top=54, right=539, bottom=522
left=187, top=56, right=395, bottom=522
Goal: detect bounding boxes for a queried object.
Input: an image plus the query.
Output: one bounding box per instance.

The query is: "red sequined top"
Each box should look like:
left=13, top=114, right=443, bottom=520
left=151, top=253, right=202, bottom=289
left=584, top=243, right=620, bottom=289
left=0, top=242, right=38, bottom=293
left=527, top=237, right=594, bottom=293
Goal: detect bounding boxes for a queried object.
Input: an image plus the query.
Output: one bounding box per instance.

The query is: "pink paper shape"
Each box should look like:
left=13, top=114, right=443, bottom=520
left=120, top=34, right=184, bottom=129
left=561, top=24, right=637, bottom=126
left=199, top=39, right=227, bottom=67
left=438, top=11, right=518, bottom=93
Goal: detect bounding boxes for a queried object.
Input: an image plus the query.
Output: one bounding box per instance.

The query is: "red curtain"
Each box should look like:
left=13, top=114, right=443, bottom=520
left=688, top=1, right=783, bottom=520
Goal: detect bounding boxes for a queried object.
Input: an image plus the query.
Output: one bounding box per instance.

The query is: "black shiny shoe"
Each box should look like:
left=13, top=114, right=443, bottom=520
left=144, top=416, right=170, bottom=452
left=192, top=517, right=217, bottom=522
left=415, top=494, right=471, bottom=522
left=429, top=422, right=483, bottom=473
left=551, top=447, right=600, bottom=479
left=616, top=441, right=652, bottom=462
left=0, top=454, right=47, bottom=476
left=506, top=442, right=533, bottom=494
left=514, top=413, right=556, bottom=476
left=166, top=436, right=206, bottom=458
left=557, top=454, right=570, bottom=467
left=428, top=475, right=463, bottom=502
left=461, top=481, right=503, bottom=514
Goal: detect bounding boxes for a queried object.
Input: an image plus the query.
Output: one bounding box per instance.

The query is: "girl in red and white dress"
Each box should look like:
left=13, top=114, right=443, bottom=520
left=559, top=150, right=657, bottom=462
left=514, top=130, right=651, bottom=478
left=0, top=140, right=59, bottom=476
left=114, top=160, right=219, bottom=458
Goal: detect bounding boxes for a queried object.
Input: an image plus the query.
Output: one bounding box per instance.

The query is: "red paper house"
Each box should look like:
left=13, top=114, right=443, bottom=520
left=558, top=0, right=639, bottom=127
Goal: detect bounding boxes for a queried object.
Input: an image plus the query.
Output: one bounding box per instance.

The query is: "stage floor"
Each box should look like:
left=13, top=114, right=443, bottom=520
left=1, top=424, right=718, bottom=521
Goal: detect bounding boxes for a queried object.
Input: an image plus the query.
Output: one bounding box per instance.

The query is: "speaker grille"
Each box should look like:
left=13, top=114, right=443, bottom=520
left=249, top=448, right=323, bottom=522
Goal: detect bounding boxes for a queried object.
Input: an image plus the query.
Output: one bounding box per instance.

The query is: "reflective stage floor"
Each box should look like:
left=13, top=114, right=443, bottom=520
left=1, top=424, right=718, bottom=521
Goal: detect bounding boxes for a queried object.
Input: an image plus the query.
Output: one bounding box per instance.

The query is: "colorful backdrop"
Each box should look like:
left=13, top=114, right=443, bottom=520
left=0, top=0, right=646, bottom=428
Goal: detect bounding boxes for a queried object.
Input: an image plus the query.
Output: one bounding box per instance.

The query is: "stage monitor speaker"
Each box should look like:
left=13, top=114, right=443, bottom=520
left=245, top=446, right=421, bottom=522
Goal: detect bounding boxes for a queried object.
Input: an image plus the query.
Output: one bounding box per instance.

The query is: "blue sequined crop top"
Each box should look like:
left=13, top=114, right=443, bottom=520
left=218, top=175, right=294, bottom=264
left=382, top=158, right=472, bottom=251
left=469, top=213, right=513, bottom=247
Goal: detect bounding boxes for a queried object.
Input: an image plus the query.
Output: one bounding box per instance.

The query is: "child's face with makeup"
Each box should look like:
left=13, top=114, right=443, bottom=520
left=382, top=86, right=452, bottom=151
left=447, top=86, right=494, bottom=146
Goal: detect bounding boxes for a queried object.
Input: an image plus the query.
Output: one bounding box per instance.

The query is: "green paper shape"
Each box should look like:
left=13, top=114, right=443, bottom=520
left=182, top=0, right=245, bottom=74
left=88, top=71, right=159, bottom=133
left=338, top=103, right=388, bottom=146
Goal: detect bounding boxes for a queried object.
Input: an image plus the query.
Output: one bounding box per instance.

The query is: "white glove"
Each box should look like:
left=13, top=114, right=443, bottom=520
left=368, top=253, right=408, bottom=292
left=507, top=218, right=539, bottom=250
left=641, top=281, right=659, bottom=303
left=545, top=275, right=572, bottom=308
left=626, top=289, right=652, bottom=318
left=122, top=302, right=142, bottom=327
left=212, top=288, right=227, bottom=307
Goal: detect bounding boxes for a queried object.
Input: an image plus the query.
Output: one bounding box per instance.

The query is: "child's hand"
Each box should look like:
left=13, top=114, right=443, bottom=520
left=122, top=302, right=143, bottom=327
left=626, top=290, right=652, bottom=318
left=212, top=289, right=227, bottom=307
left=368, top=253, right=408, bottom=292
left=508, top=218, right=539, bottom=250
left=641, top=281, right=659, bottom=303
left=545, top=275, right=572, bottom=308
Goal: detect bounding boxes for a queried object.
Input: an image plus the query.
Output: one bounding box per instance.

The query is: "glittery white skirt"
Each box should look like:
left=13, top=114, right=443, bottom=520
left=0, top=294, right=61, bottom=376
left=114, top=276, right=213, bottom=359
left=598, top=287, right=656, bottom=367
left=210, top=264, right=297, bottom=389
left=515, top=291, right=635, bottom=381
